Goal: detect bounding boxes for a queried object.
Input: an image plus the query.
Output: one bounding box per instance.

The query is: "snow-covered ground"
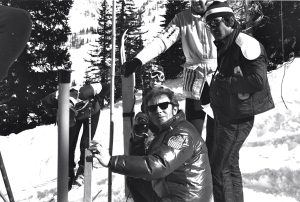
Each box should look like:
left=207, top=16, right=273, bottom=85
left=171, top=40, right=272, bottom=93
left=0, top=58, right=299, bottom=202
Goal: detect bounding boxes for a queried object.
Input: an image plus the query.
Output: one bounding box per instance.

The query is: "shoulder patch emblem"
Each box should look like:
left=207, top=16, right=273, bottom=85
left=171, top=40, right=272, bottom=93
left=235, top=33, right=261, bottom=60
left=167, top=133, right=189, bottom=150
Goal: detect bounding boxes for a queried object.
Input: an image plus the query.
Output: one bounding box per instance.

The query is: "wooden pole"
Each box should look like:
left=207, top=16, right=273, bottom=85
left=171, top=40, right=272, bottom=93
left=108, top=0, right=116, bottom=201
left=57, top=69, right=71, bottom=202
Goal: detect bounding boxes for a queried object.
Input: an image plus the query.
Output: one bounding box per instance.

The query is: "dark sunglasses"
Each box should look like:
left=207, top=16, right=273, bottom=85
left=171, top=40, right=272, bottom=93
left=147, top=102, right=172, bottom=112
left=206, top=18, right=224, bottom=28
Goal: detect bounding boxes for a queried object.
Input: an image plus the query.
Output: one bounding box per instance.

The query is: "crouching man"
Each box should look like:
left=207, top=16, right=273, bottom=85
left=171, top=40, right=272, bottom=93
left=90, top=87, right=213, bottom=202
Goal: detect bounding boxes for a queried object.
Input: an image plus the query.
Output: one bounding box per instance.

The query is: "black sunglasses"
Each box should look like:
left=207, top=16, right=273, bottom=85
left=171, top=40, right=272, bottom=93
left=147, top=102, right=172, bottom=112
left=206, top=18, right=224, bottom=28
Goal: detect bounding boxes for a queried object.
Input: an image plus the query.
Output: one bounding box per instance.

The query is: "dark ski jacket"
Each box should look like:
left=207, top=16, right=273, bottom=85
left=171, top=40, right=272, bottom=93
left=109, top=110, right=213, bottom=202
left=210, top=30, right=274, bottom=124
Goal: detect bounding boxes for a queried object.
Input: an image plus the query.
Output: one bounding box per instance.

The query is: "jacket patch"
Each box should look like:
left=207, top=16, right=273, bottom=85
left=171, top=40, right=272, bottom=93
left=167, top=133, right=189, bottom=150
left=235, top=33, right=261, bottom=60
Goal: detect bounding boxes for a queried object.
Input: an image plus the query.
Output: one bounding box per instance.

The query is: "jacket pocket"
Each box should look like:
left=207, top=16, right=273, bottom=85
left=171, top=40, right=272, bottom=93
left=229, top=93, right=253, bottom=119
left=252, top=88, right=275, bottom=115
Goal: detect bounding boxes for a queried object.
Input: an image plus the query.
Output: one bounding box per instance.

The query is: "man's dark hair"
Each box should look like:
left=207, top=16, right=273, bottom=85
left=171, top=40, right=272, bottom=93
left=142, top=87, right=179, bottom=113
left=223, top=16, right=240, bottom=29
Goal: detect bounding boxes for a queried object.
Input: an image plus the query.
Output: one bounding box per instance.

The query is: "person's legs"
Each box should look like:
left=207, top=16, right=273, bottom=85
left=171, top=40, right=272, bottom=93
left=230, top=119, right=254, bottom=202
left=185, top=98, right=206, bottom=135
left=230, top=151, right=244, bottom=202
left=68, top=120, right=83, bottom=189
left=211, top=119, right=254, bottom=202
left=0, top=5, right=32, bottom=80
left=74, top=111, right=100, bottom=185
left=211, top=121, right=235, bottom=202
left=78, top=111, right=100, bottom=168
left=185, top=81, right=212, bottom=136
left=205, top=115, right=215, bottom=164
left=126, top=177, right=159, bottom=202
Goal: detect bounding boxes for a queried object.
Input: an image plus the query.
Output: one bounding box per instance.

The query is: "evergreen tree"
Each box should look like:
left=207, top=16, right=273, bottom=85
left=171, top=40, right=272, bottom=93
left=0, top=0, right=72, bottom=135
left=115, top=0, right=144, bottom=98
left=157, top=0, right=188, bottom=79
left=230, top=0, right=300, bottom=70
left=87, top=0, right=145, bottom=101
left=251, top=1, right=300, bottom=70
left=86, top=0, right=144, bottom=102
left=86, top=0, right=112, bottom=84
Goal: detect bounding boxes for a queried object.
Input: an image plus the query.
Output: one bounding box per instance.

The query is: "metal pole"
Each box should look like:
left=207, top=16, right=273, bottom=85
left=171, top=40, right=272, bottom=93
left=0, top=152, right=14, bottom=202
left=108, top=0, right=116, bottom=201
left=57, top=69, right=71, bottom=202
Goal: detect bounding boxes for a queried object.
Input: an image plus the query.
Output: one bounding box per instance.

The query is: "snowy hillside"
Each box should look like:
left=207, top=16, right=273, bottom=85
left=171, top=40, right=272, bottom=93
left=68, top=0, right=100, bottom=33
left=0, top=58, right=299, bottom=202
left=67, top=0, right=166, bottom=85
left=68, top=0, right=164, bottom=35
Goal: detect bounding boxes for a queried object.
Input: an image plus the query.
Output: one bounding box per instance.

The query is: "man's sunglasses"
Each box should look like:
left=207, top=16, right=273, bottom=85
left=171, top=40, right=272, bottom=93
left=147, top=102, right=172, bottom=112
left=206, top=18, right=224, bottom=28
left=150, top=70, right=165, bottom=82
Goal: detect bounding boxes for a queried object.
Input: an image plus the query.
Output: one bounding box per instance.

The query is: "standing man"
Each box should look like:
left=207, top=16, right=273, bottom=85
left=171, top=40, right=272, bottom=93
left=122, top=0, right=217, bottom=153
left=41, top=82, right=106, bottom=191
left=90, top=87, right=213, bottom=202
left=205, top=1, right=274, bottom=201
left=69, top=82, right=110, bottom=189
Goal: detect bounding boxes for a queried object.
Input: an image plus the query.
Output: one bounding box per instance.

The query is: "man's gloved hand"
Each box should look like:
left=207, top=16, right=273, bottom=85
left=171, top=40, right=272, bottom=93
left=133, top=124, right=149, bottom=138
left=122, top=58, right=142, bottom=77
left=132, top=112, right=149, bottom=142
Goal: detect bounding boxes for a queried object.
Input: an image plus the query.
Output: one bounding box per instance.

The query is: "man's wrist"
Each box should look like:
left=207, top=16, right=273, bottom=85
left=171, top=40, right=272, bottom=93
left=104, top=156, right=112, bottom=167
left=105, top=157, right=111, bottom=168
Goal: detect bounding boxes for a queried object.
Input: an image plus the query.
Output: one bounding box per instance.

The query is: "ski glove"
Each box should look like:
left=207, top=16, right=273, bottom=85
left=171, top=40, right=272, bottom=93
left=132, top=112, right=149, bottom=142
left=123, top=58, right=142, bottom=77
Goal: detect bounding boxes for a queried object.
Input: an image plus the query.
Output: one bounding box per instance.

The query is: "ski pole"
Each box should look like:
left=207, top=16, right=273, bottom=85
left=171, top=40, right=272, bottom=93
left=57, top=69, right=71, bottom=202
left=0, top=190, right=8, bottom=202
left=108, top=0, right=116, bottom=201
left=0, top=152, right=14, bottom=202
